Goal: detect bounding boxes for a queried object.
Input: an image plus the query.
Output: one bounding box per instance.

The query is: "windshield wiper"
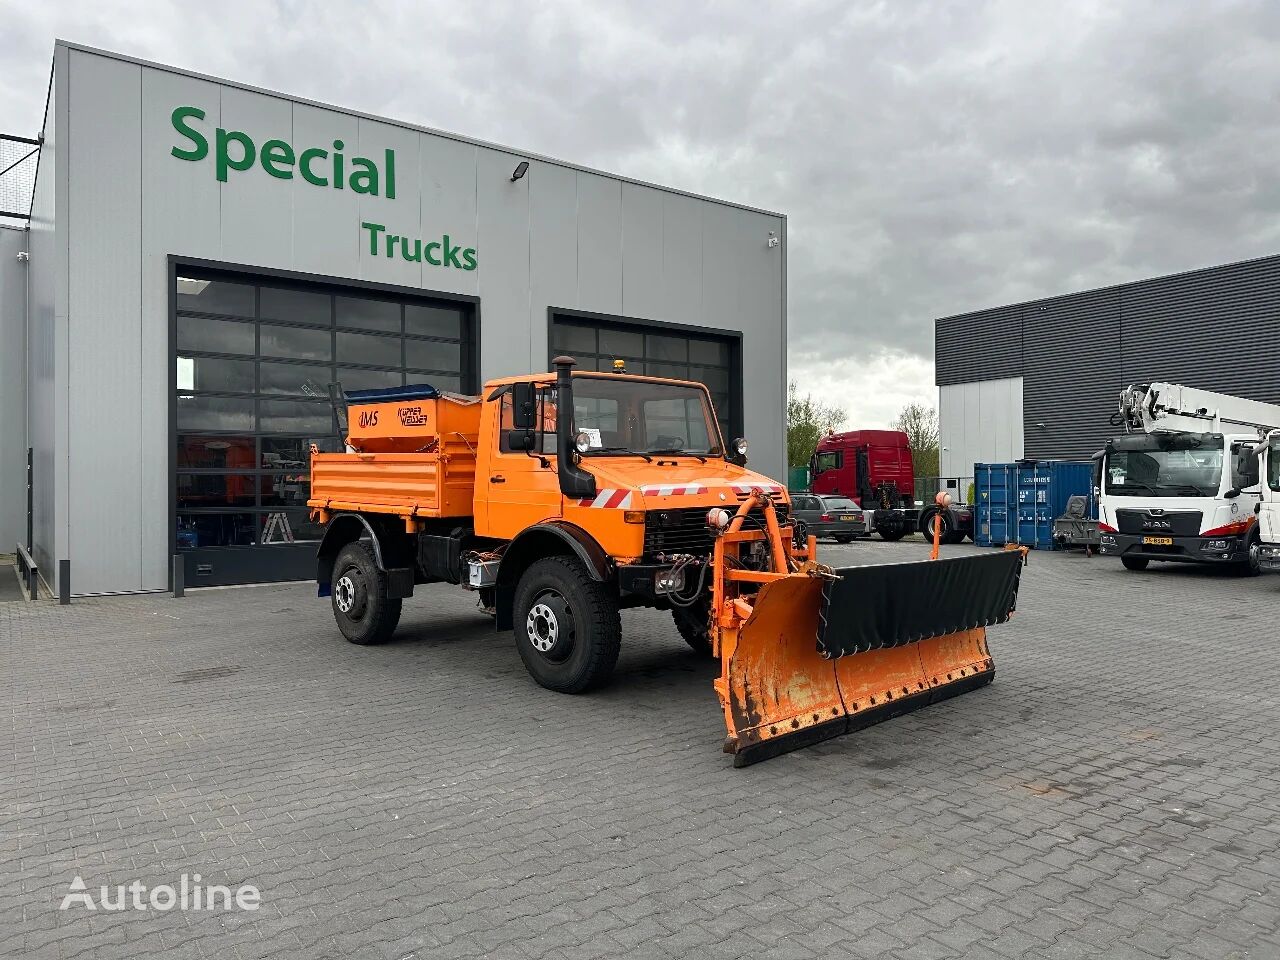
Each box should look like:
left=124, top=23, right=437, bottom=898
left=648, top=448, right=707, bottom=463
left=584, top=446, right=653, bottom=462
left=1177, top=483, right=1213, bottom=497
left=1113, top=479, right=1162, bottom=496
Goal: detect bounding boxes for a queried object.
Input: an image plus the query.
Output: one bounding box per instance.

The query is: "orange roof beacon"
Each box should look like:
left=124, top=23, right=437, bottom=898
left=309, top=357, right=1025, bottom=766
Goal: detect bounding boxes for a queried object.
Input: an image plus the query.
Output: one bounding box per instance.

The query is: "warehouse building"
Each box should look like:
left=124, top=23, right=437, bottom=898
left=935, top=253, right=1280, bottom=480
left=0, top=41, right=786, bottom=596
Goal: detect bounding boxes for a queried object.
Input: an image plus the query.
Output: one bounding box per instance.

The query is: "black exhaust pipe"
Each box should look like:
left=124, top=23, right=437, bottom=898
left=552, top=356, right=597, bottom=500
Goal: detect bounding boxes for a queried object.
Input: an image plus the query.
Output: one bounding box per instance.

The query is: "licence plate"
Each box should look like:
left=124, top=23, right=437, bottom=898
left=1142, top=536, right=1173, bottom=545
left=839, top=515, right=857, bottom=521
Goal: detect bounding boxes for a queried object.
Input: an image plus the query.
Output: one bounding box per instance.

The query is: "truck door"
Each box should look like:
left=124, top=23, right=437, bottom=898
left=476, top=384, right=563, bottom=540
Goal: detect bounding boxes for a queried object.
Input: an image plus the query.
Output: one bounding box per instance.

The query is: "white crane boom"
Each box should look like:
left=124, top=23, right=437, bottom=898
left=1118, top=382, right=1280, bottom=437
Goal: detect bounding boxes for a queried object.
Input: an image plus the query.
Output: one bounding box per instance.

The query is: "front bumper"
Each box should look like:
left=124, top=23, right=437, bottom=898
left=1098, top=532, right=1248, bottom=564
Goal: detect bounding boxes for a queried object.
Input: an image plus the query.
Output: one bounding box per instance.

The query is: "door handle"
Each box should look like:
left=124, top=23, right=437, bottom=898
left=490, top=475, right=506, bottom=484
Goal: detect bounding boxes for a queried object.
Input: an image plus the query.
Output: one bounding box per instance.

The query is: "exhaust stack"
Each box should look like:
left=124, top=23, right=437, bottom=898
left=552, top=355, right=597, bottom=500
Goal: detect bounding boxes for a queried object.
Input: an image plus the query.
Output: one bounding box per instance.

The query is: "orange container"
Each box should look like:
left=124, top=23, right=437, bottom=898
left=310, top=386, right=481, bottom=519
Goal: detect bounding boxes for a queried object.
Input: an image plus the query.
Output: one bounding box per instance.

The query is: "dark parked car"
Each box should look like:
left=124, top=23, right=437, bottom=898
left=789, top=493, right=868, bottom=543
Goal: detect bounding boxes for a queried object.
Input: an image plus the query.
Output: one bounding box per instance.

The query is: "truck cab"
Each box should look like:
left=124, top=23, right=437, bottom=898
left=810, top=429, right=972, bottom=542
left=1096, top=431, right=1262, bottom=573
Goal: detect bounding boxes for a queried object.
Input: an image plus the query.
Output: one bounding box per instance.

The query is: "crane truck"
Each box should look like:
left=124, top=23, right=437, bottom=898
left=307, top=357, right=1026, bottom=766
left=1099, top=382, right=1280, bottom=574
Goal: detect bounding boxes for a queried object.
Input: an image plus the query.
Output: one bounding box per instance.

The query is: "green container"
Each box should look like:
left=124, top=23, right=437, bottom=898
left=788, top=465, right=810, bottom=492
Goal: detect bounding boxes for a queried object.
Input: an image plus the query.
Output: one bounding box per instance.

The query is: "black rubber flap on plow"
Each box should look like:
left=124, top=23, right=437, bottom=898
left=816, top=550, right=1024, bottom=659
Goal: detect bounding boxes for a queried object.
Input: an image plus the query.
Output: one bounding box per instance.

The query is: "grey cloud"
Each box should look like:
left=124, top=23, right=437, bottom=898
left=3, top=0, right=1278, bottom=376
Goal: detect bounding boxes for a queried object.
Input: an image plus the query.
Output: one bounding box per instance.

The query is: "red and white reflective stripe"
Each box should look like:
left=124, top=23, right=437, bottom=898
left=576, top=488, right=634, bottom=509
left=731, top=483, right=784, bottom=495
left=639, top=484, right=707, bottom=496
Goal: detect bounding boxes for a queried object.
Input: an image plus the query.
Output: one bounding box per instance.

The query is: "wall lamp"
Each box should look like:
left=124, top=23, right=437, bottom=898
left=510, top=161, right=530, bottom=182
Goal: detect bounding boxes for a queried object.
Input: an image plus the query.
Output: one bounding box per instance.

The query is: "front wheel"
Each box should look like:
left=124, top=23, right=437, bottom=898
left=1235, top=533, right=1262, bottom=577
left=513, top=556, right=621, bottom=693
left=331, top=541, right=402, bottom=645
left=672, top=596, right=714, bottom=658
left=1121, top=556, right=1149, bottom=571
left=833, top=535, right=855, bottom=544
left=878, top=527, right=908, bottom=542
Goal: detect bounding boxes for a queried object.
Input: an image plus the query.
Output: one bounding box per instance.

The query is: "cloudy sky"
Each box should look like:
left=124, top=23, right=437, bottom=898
left=4, top=1, right=1279, bottom=427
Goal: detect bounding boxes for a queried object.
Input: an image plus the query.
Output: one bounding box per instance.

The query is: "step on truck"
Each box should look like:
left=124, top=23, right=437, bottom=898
left=308, top=357, right=1026, bottom=765
left=810, top=429, right=974, bottom=543
left=1100, top=382, right=1280, bottom=574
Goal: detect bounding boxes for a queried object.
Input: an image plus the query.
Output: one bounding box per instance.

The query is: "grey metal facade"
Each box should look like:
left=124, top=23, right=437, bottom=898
left=936, top=253, right=1280, bottom=461
left=11, top=41, right=787, bottom=597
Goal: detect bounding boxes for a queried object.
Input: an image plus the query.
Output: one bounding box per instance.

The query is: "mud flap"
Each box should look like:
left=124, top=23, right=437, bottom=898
left=723, top=551, right=1023, bottom=767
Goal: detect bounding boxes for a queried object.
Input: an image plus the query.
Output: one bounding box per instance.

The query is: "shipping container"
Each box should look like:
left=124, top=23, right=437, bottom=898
left=974, top=461, right=1095, bottom=550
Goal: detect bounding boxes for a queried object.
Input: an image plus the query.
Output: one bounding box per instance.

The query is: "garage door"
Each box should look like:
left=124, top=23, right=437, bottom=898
left=549, top=312, right=742, bottom=442
left=173, top=266, right=477, bottom=587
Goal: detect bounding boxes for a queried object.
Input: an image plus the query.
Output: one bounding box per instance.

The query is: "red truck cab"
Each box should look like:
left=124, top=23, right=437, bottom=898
left=811, top=430, right=915, bottom=505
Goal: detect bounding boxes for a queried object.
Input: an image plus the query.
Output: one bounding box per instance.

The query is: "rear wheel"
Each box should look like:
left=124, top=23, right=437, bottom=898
left=513, top=556, right=621, bottom=693
left=833, top=535, right=855, bottom=544
left=331, top=541, right=402, bottom=645
left=878, top=527, right=908, bottom=542
left=1121, top=556, right=1149, bottom=571
left=923, top=511, right=953, bottom=543
left=672, top=596, right=714, bottom=658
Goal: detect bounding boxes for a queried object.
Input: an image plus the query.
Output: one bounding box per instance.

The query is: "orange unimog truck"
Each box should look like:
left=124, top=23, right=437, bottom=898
left=309, top=357, right=1026, bottom=765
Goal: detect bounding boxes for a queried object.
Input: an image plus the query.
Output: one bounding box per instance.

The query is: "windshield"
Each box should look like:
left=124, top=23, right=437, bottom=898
left=571, top=376, right=723, bottom=456
left=1105, top=446, right=1224, bottom=497
left=1270, top=439, right=1280, bottom=492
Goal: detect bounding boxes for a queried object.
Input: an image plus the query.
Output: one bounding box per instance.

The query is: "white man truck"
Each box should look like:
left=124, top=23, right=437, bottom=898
left=1098, top=382, right=1280, bottom=575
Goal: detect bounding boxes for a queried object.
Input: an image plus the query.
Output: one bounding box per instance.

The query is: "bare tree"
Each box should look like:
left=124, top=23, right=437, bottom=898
left=893, top=402, right=939, bottom=478
left=787, top=381, right=846, bottom=468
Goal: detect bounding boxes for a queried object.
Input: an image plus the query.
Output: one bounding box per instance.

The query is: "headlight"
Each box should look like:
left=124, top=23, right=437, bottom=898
left=734, top=437, right=749, bottom=456
left=575, top=431, right=592, bottom=454
left=706, top=507, right=732, bottom=532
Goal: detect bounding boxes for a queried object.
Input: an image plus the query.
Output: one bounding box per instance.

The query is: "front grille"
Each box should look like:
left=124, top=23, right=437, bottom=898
left=643, top=504, right=790, bottom=558
left=1115, top=509, right=1202, bottom=537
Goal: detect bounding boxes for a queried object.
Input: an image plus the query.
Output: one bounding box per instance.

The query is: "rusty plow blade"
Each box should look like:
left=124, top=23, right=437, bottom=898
left=718, top=551, right=1025, bottom=767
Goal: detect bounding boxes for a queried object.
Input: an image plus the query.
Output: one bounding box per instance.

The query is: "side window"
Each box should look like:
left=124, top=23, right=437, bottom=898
left=498, top=386, right=560, bottom=455
left=1232, top=443, right=1260, bottom=489
left=815, top=451, right=842, bottom=473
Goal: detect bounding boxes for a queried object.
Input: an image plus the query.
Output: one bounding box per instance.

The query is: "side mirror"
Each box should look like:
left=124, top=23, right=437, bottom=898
left=1224, top=488, right=1241, bottom=499
left=507, top=429, right=535, bottom=452
left=511, top=382, right=536, bottom=429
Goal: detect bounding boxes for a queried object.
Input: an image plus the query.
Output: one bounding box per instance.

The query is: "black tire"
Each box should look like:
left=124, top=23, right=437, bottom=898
left=672, top=596, right=714, bottom=658
left=331, top=541, right=402, bottom=645
left=791, top=519, right=809, bottom=548
left=513, top=556, right=621, bottom=693
left=1121, top=556, right=1149, bottom=571
left=1234, top=532, right=1262, bottom=577
left=922, top=511, right=953, bottom=544
left=833, top=535, right=855, bottom=544
left=878, top=527, right=908, bottom=542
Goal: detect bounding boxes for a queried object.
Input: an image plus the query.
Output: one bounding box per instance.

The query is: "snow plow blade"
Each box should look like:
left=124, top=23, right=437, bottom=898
left=719, top=551, right=1024, bottom=767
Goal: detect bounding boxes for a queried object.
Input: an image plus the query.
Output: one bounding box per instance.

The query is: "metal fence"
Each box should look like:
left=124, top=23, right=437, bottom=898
left=915, top=476, right=975, bottom=505
left=0, top=133, right=40, bottom=220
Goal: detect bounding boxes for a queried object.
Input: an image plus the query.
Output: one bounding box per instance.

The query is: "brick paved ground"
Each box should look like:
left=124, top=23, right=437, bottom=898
left=3, top=539, right=1278, bottom=959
